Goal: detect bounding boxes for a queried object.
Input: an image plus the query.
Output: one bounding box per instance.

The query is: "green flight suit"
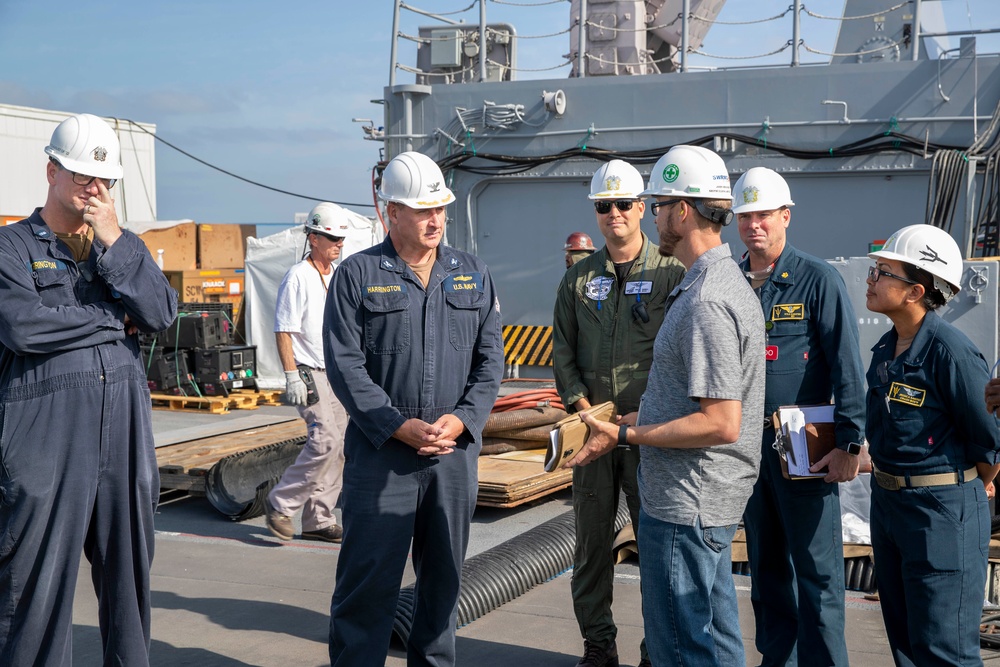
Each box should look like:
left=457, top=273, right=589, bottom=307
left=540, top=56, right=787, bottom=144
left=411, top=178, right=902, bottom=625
left=552, top=232, right=685, bottom=659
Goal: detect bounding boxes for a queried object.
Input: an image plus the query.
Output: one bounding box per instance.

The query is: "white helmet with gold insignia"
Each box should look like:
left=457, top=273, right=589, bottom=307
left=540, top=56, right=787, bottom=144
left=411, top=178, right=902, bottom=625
left=731, top=167, right=795, bottom=214
left=589, top=159, right=644, bottom=200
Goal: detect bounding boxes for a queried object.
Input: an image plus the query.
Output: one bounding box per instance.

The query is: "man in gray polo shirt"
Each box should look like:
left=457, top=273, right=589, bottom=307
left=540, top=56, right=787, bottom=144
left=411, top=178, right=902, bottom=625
left=571, top=145, right=764, bottom=667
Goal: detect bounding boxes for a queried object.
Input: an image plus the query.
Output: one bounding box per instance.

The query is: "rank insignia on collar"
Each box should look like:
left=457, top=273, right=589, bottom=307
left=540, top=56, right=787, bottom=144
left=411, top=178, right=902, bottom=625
left=381, top=259, right=394, bottom=269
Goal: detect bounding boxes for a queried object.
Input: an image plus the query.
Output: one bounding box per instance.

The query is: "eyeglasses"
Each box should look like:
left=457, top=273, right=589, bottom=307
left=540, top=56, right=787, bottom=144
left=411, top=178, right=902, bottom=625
left=649, top=199, right=683, bottom=217
left=50, top=158, right=116, bottom=189
left=868, top=265, right=918, bottom=285
left=594, top=199, right=635, bottom=214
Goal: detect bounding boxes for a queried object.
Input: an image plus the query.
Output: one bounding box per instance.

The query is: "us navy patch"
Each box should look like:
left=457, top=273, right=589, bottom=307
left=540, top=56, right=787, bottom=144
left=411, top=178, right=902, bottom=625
left=888, top=382, right=926, bottom=407
left=771, top=304, right=804, bottom=321
left=445, top=272, right=482, bottom=292
left=585, top=276, right=614, bottom=301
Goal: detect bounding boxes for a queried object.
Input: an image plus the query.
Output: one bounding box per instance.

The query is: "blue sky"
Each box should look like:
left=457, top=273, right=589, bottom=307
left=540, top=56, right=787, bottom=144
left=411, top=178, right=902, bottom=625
left=1, top=0, right=996, bottom=225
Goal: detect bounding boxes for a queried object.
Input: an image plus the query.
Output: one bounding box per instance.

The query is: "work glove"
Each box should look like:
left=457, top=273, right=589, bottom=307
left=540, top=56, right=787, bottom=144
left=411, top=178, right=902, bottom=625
left=284, top=370, right=308, bottom=406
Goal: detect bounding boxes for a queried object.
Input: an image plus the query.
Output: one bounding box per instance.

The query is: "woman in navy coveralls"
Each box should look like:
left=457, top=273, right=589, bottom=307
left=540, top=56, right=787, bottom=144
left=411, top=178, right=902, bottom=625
left=865, top=224, right=999, bottom=667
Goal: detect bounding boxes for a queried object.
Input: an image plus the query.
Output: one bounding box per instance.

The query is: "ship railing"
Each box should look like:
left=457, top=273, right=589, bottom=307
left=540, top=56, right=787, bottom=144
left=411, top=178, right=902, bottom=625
left=388, top=0, right=1000, bottom=85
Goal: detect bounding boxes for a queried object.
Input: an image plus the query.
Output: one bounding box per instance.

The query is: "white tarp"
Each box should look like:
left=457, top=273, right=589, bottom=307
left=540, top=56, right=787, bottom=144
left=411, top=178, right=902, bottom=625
left=244, top=205, right=385, bottom=389
left=840, top=474, right=872, bottom=545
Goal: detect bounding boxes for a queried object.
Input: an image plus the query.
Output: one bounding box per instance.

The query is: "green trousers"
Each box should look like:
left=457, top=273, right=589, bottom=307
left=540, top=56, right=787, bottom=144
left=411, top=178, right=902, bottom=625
left=571, top=444, right=647, bottom=661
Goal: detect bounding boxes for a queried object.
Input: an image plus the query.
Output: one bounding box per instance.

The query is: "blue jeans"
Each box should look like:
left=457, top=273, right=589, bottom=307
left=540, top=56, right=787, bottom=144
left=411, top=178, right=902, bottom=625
left=638, top=509, right=743, bottom=667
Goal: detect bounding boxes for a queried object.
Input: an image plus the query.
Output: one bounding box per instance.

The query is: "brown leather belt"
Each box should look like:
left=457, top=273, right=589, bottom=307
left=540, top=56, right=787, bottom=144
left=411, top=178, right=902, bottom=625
left=872, top=465, right=977, bottom=491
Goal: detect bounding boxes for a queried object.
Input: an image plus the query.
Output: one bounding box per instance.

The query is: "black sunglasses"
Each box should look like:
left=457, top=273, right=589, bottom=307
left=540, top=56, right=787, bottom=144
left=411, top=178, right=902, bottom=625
left=868, top=265, right=918, bottom=285
left=876, top=360, right=889, bottom=384
left=650, top=199, right=683, bottom=216
left=594, top=199, right=635, bottom=214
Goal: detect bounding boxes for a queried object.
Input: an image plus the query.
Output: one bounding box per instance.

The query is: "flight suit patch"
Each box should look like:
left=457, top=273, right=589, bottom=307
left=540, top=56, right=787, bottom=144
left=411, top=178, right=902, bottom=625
left=585, top=276, right=614, bottom=301
left=888, top=382, right=926, bottom=407
left=624, top=280, right=652, bottom=295
left=771, top=303, right=804, bottom=321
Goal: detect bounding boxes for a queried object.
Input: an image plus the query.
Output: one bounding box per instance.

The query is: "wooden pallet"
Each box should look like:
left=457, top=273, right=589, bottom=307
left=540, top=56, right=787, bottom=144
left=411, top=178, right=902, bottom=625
left=476, top=449, right=572, bottom=508
left=150, top=389, right=284, bottom=413
left=157, top=419, right=307, bottom=493
left=249, top=389, right=284, bottom=406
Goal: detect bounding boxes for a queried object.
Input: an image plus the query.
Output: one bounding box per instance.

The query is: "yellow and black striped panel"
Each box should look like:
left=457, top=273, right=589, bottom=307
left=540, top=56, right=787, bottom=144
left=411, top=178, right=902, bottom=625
left=502, top=325, right=553, bottom=366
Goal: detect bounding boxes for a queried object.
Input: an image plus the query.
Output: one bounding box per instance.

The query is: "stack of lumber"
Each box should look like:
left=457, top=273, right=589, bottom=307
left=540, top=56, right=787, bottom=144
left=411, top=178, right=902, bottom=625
left=477, top=389, right=572, bottom=508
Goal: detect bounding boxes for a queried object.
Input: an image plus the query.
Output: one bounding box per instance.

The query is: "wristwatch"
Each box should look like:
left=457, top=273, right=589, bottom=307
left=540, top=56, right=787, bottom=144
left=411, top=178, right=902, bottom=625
left=618, top=424, right=629, bottom=447
left=838, top=442, right=863, bottom=456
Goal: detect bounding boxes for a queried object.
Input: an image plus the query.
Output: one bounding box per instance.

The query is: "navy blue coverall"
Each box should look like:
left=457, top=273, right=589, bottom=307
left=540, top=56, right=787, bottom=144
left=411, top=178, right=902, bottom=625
left=867, top=311, right=999, bottom=667
left=740, top=244, right=866, bottom=667
left=0, top=210, right=177, bottom=666
left=324, top=236, right=504, bottom=667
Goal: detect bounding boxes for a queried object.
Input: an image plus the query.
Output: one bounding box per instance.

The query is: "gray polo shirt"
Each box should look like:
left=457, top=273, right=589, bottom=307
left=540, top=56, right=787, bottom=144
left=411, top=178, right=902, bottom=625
left=637, top=243, right=766, bottom=527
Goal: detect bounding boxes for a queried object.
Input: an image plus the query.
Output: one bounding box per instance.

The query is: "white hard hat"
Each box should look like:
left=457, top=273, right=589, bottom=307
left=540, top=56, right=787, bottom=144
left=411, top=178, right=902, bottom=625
left=869, top=224, right=964, bottom=299
left=305, top=202, right=350, bottom=239
left=731, top=167, right=795, bottom=214
left=640, top=145, right=732, bottom=200
left=44, top=113, right=123, bottom=180
left=589, top=159, right=645, bottom=200
left=377, top=151, right=455, bottom=209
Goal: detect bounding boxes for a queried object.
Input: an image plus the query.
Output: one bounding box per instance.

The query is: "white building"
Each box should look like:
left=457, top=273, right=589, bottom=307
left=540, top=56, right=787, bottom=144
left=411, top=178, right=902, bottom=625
left=0, top=103, right=157, bottom=224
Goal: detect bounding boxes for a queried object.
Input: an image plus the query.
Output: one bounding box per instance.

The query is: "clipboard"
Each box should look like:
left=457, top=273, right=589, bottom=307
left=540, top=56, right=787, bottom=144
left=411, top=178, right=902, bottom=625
left=543, top=401, right=616, bottom=472
left=771, top=404, right=837, bottom=480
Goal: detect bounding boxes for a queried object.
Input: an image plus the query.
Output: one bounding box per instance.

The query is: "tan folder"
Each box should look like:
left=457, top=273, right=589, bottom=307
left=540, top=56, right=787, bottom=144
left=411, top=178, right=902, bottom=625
left=543, top=401, right=616, bottom=472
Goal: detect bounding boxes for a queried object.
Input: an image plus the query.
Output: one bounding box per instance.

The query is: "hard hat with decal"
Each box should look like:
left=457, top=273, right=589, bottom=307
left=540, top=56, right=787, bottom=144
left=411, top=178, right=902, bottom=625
left=589, top=159, right=645, bottom=200
left=640, top=145, right=732, bottom=200
left=563, top=231, right=596, bottom=252
left=44, top=113, right=123, bottom=180
left=869, top=224, right=964, bottom=299
left=304, top=202, right=350, bottom=239
left=731, top=167, right=795, bottom=214
left=377, top=151, right=455, bottom=209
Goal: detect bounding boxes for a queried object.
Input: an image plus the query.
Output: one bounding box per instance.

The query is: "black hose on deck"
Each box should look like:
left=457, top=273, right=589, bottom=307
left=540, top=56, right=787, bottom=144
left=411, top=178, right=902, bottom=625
left=392, top=503, right=631, bottom=646
left=734, top=556, right=875, bottom=593
left=204, top=437, right=306, bottom=520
